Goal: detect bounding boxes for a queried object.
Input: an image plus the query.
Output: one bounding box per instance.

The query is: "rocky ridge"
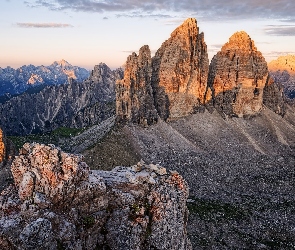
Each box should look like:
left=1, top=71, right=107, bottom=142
left=0, top=143, right=191, bottom=250
left=0, top=63, right=122, bottom=136
left=0, top=60, right=89, bottom=98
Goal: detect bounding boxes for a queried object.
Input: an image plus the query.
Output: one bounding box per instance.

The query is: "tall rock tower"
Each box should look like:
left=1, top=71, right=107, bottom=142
left=116, top=45, right=158, bottom=125
left=208, top=31, right=268, bottom=117
left=152, top=18, right=209, bottom=119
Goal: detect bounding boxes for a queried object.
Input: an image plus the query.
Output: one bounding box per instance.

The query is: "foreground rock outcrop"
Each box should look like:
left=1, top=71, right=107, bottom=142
left=208, top=31, right=269, bottom=117
left=0, top=143, right=191, bottom=250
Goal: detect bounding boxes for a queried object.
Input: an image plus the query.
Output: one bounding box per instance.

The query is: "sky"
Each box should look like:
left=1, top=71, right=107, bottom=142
left=1, top=0, right=295, bottom=70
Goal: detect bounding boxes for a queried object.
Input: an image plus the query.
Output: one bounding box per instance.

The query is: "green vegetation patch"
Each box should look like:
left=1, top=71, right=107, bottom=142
left=8, top=127, right=84, bottom=151
left=187, top=198, right=248, bottom=221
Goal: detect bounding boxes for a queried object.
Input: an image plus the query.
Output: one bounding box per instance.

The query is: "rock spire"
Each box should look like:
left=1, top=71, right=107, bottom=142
left=116, top=45, right=158, bottom=125
left=116, top=18, right=209, bottom=124
left=152, top=18, right=209, bottom=119
left=207, top=31, right=268, bottom=117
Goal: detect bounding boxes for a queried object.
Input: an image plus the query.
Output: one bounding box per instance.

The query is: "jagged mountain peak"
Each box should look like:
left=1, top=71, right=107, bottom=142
left=222, top=31, right=257, bottom=52
left=52, top=59, right=72, bottom=68
left=170, top=18, right=199, bottom=39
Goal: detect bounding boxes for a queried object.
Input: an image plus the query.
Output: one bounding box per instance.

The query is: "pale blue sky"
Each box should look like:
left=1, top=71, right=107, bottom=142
left=1, top=0, right=295, bottom=69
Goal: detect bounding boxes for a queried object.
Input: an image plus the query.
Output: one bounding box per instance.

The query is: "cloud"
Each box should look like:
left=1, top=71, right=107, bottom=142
left=26, top=0, right=295, bottom=21
left=264, top=25, right=295, bottom=36
left=116, top=13, right=174, bottom=19
left=103, top=17, right=108, bottom=20
left=16, top=22, right=73, bottom=28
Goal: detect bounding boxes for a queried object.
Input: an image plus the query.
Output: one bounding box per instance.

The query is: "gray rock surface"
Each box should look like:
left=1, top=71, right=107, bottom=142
left=0, top=143, right=191, bottom=250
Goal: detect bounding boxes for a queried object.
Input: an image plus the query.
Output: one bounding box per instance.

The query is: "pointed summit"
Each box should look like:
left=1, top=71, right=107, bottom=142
left=221, top=31, right=258, bottom=52
left=52, top=59, right=72, bottom=68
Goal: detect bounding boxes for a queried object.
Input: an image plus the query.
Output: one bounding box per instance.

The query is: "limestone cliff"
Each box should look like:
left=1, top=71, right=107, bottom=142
left=0, top=143, right=191, bottom=250
left=116, top=45, right=158, bottom=125
left=152, top=18, right=209, bottom=119
left=208, top=31, right=268, bottom=117
left=116, top=18, right=209, bottom=123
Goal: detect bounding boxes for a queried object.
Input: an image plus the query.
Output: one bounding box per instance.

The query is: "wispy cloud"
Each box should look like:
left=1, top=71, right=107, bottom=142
left=16, top=22, right=73, bottom=28
left=26, top=0, right=295, bottom=21
left=264, top=25, right=295, bottom=36
left=264, top=51, right=295, bottom=58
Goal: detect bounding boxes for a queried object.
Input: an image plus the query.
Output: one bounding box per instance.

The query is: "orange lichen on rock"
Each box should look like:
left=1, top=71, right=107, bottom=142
left=0, top=129, right=5, bottom=163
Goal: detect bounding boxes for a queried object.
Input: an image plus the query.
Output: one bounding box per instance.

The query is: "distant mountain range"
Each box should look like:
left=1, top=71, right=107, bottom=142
left=0, top=63, right=122, bottom=135
left=0, top=59, right=90, bottom=99
left=268, top=55, right=295, bottom=100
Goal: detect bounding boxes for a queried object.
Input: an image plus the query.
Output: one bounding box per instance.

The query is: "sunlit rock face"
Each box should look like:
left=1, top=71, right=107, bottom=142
left=0, top=63, right=121, bottom=136
left=116, top=45, right=158, bottom=125
left=208, top=31, right=268, bottom=117
left=0, top=129, right=5, bottom=163
left=0, top=143, right=191, bottom=250
left=152, top=18, right=209, bottom=119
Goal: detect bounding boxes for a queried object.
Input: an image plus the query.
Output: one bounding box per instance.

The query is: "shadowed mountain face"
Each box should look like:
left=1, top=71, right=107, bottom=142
left=0, top=63, right=123, bottom=136
left=0, top=60, right=90, bottom=98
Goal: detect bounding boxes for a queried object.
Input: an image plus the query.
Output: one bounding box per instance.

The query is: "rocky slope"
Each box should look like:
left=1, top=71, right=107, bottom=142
left=0, top=63, right=122, bottom=136
left=84, top=105, right=295, bottom=249
left=0, top=143, right=191, bottom=250
left=268, top=55, right=295, bottom=100
left=207, top=31, right=269, bottom=117
left=0, top=59, right=89, bottom=98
